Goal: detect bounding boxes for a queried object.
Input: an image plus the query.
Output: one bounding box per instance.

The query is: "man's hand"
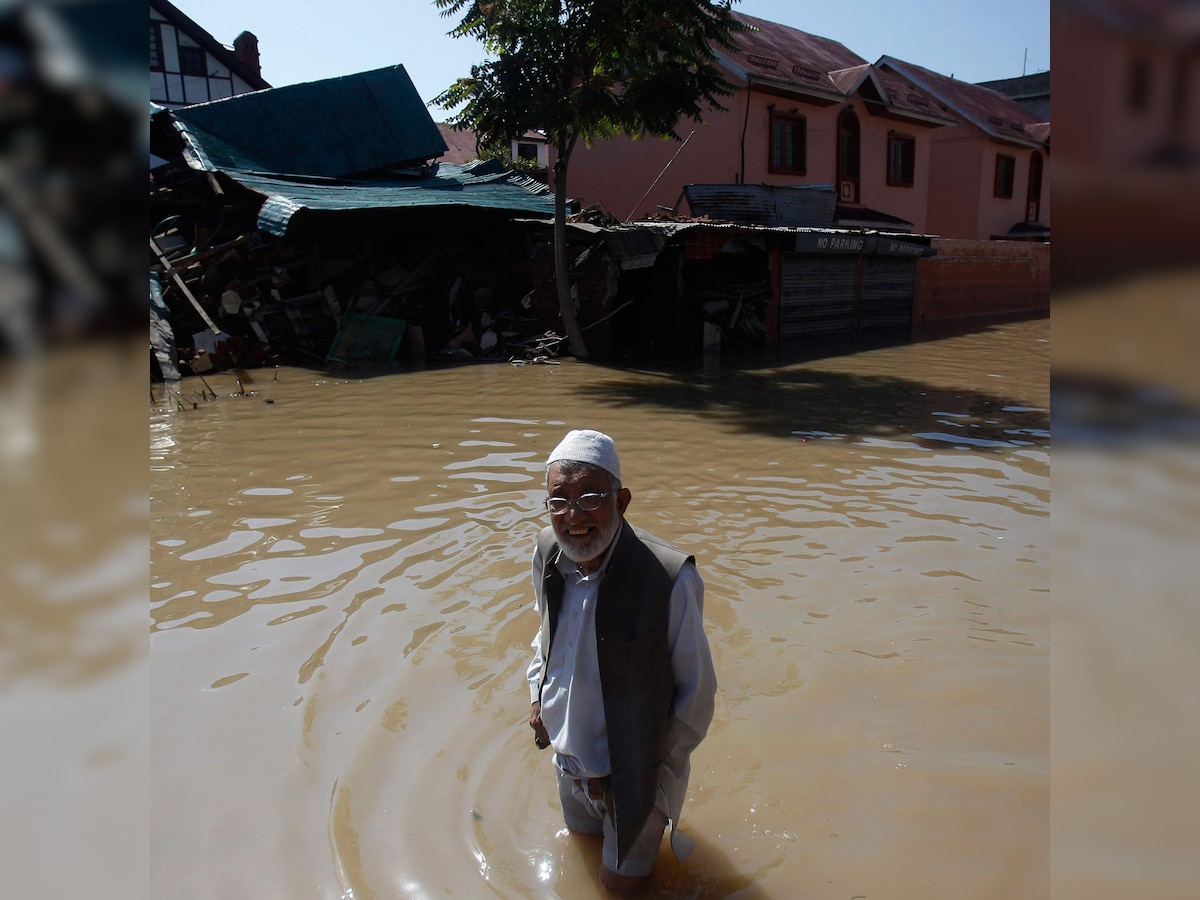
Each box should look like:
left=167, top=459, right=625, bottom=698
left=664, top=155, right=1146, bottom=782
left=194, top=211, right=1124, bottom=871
left=530, top=701, right=550, bottom=749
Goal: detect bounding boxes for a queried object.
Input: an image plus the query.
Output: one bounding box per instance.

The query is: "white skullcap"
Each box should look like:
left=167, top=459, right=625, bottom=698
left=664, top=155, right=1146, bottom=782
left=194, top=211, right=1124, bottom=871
left=545, top=429, right=621, bottom=482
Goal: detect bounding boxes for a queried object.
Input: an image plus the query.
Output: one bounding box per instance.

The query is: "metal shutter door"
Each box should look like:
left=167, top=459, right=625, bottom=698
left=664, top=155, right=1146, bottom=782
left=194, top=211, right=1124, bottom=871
left=780, top=253, right=858, bottom=338
left=860, top=257, right=915, bottom=330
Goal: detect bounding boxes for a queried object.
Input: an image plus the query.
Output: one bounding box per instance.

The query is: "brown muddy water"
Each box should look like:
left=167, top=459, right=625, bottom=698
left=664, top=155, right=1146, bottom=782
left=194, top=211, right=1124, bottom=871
left=150, top=318, right=1049, bottom=899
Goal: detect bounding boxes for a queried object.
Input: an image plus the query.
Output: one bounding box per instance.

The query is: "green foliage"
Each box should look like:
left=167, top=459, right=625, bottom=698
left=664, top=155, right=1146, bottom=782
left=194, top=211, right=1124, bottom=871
left=433, top=0, right=751, bottom=358
left=477, top=144, right=546, bottom=178
left=433, top=0, right=751, bottom=159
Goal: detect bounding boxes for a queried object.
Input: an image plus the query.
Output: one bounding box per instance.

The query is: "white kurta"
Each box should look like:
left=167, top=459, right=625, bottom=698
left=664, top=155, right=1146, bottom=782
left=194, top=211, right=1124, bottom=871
left=527, top=525, right=717, bottom=857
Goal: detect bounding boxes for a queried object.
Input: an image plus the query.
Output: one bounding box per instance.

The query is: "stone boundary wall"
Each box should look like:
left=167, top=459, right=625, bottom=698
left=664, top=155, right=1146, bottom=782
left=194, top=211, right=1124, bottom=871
left=914, top=239, right=1049, bottom=324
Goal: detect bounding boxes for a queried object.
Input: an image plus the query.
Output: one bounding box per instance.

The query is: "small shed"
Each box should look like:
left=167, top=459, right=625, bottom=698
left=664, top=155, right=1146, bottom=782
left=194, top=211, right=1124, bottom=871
left=615, top=219, right=935, bottom=360
left=671, top=183, right=934, bottom=347
left=777, top=229, right=936, bottom=340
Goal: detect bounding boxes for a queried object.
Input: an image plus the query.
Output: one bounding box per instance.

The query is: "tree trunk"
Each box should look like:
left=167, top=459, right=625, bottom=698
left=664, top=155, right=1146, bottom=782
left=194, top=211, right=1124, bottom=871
left=552, top=151, right=588, bottom=359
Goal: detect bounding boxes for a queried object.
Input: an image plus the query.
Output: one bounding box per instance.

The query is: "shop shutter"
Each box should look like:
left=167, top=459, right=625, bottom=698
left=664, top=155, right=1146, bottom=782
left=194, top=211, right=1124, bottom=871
left=780, top=253, right=858, bottom=338
left=860, top=257, right=916, bottom=330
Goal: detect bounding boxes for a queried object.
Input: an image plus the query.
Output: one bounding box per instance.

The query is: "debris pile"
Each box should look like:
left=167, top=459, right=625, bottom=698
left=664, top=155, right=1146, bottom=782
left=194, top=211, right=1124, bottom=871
left=696, top=275, right=770, bottom=342
left=148, top=65, right=578, bottom=377
left=508, top=331, right=568, bottom=365
left=150, top=177, right=580, bottom=376
left=568, top=203, right=622, bottom=227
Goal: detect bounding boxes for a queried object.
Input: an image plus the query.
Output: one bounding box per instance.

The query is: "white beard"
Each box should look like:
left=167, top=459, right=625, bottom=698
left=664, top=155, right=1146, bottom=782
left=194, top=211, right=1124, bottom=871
left=554, top=510, right=621, bottom=566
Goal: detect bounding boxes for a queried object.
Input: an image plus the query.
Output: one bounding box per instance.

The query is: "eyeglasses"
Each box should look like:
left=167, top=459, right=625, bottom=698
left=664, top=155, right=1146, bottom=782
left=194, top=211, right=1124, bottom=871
left=544, top=492, right=610, bottom=515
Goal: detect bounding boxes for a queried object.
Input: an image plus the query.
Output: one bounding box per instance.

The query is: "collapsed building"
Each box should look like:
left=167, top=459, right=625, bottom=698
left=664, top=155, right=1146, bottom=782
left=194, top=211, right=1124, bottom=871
left=149, top=65, right=569, bottom=378
left=150, top=63, right=946, bottom=381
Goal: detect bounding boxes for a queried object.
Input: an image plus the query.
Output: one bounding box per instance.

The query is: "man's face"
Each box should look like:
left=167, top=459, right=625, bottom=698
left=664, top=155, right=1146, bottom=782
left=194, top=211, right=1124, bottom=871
left=546, top=461, right=631, bottom=567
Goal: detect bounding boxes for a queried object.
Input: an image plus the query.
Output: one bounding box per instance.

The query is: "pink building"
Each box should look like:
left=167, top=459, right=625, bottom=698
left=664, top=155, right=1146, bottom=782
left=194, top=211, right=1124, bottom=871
left=557, top=11, right=1049, bottom=241
left=874, top=56, right=1049, bottom=241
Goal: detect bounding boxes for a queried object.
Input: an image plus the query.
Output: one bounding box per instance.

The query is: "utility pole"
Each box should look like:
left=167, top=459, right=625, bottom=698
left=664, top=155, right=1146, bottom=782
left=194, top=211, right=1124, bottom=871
left=1023, top=48, right=1028, bottom=77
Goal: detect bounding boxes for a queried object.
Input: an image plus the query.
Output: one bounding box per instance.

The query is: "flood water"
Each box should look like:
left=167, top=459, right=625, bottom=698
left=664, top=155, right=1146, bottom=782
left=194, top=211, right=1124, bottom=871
left=150, top=317, right=1049, bottom=899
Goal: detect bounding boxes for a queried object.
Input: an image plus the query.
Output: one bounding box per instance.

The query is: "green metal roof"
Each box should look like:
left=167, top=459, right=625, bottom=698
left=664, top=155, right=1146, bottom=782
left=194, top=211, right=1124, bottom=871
left=161, top=65, right=447, bottom=177
left=152, top=65, right=554, bottom=233
left=226, top=159, right=554, bottom=235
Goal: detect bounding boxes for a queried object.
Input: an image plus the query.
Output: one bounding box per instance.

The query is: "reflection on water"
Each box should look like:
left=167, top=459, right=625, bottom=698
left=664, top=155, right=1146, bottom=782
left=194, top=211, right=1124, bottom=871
left=151, top=318, right=1048, bottom=898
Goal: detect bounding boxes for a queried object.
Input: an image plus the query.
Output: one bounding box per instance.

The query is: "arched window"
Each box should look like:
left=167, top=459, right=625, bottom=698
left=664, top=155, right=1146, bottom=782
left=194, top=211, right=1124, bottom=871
left=837, top=108, right=860, bottom=203
left=1026, top=151, right=1044, bottom=222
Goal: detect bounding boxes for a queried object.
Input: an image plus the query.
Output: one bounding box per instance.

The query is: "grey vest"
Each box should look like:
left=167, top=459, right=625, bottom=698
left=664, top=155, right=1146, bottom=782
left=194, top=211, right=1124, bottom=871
left=535, top=522, right=693, bottom=867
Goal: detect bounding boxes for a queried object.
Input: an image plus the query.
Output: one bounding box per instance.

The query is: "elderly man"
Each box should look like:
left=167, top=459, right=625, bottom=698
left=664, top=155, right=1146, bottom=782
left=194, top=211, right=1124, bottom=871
left=527, top=429, right=717, bottom=893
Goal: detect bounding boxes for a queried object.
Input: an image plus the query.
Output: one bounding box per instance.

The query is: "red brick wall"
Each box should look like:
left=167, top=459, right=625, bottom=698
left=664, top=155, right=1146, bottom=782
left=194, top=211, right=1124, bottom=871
left=914, top=239, right=1049, bottom=323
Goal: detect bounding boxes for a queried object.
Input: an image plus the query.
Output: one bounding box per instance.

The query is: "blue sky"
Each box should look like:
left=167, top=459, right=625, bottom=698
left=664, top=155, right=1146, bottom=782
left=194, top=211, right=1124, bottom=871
left=184, top=0, right=1049, bottom=111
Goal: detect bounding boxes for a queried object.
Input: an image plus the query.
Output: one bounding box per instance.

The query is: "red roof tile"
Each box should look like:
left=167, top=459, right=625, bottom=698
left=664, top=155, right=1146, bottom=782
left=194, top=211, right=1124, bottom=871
left=437, top=123, right=480, bottom=164
left=728, top=14, right=953, bottom=126
left=729, top=11, right=866, bottom=96
left=867, top=66, right=957, bottom=123
left=878, top=56, right=1046, bottom=145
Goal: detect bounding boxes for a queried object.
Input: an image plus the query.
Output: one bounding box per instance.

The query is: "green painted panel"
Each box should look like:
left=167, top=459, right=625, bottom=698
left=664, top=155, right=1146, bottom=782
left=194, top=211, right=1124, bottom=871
left=165, top=65, right=446, bottom=177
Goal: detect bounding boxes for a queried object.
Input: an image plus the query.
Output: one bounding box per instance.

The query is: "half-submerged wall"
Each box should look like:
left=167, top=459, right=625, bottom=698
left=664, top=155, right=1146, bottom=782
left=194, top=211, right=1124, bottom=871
left=914, top=239, right=1049, bottom=324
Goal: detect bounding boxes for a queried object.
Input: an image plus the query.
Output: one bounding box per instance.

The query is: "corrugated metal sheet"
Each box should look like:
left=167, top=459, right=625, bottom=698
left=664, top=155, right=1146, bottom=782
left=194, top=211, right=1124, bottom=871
left=684, top=184, right=837, bottom=227
left=604, top=229, right=666, bottom=269
left=864, top=66, right=957, bottom=124
left=977, top=72, right=1051, bottom=101
left=719, top=12, right=1035, bottom=143
left=437, top=123, right=481, bottom=165
left=780, top=253, right=859, bottom=337
left=878, top=56, right=1047, bottom=148
left=834, top=204, right=914, bottom=231
left=229, top=160, right=554, bottom=235
left=730, top=12, right=866, bottom=98
left=162, top=65, right=447, bottom=177
left=826, top=64, right=956, bottom=125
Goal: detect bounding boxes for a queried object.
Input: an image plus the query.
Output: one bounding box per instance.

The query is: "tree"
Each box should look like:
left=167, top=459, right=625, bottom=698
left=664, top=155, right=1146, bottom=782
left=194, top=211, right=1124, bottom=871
left=434, top=0, right=749, bottom=359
